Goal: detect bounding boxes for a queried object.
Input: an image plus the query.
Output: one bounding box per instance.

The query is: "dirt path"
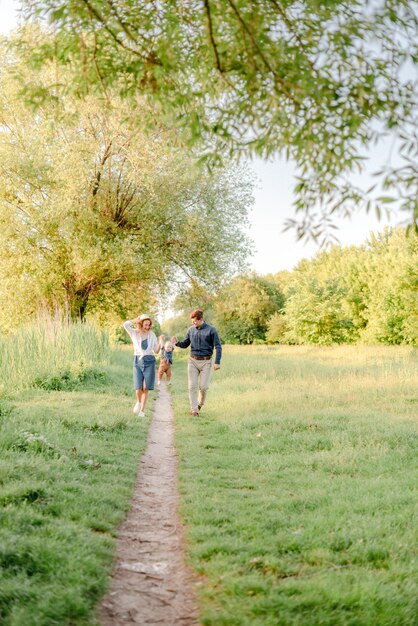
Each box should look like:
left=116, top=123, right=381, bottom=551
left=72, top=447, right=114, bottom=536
left=98, top=383, right=200, bottom=625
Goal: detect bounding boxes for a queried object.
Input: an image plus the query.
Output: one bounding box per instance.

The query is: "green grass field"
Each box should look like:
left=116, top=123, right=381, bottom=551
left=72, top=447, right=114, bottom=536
left=0, top=343, right=155, bottom=626
left=171, top=345, right=418, bottom=626
left=1, top=340, right=417, bottom=625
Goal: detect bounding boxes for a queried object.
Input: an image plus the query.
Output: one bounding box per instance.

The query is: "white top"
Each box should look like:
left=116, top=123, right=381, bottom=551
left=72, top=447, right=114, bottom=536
left=123, top=320, right=159, bottom=357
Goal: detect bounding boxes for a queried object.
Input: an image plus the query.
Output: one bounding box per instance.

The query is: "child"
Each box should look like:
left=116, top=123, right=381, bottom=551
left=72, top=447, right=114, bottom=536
left=157, top=337, right=174, bottom=386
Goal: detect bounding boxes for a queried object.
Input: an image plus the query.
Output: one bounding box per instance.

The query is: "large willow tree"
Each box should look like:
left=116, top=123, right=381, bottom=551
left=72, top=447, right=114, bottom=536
left=0, top=30, right=253, bottom=329
left=19, top=0, right=418, bottom=240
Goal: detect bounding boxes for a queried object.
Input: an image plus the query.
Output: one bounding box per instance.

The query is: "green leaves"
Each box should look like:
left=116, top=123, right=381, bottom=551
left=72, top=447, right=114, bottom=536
left=15, top=0, right=418, bottom=232
left=171, top=227, right=418, bottom=347
left=212, top=274, right=285, bottom=344
left=0, top=33, right=254, bottom=328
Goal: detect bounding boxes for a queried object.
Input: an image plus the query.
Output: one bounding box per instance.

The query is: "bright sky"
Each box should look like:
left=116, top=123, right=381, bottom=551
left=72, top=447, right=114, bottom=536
left=1, top=0, right=392, bottom=275
left=246, top=156, right=391, bottom=274
left=0, top=0, right=19, bottom=32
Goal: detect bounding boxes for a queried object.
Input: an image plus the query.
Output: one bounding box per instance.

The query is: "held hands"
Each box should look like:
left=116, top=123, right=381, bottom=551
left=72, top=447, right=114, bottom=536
left=169, top=333, right=218, bottom=369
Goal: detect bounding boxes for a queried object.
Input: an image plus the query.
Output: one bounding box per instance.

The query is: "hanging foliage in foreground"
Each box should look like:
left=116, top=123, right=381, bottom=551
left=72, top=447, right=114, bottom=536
left=18, top=0, right=418, bottom=240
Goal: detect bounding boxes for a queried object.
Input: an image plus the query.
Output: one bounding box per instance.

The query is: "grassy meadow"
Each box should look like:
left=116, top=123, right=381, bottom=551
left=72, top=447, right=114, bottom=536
left=1, top=332, right=417, bottom=625
left=0, top=325, right=155, bottom=626
left=171, top=345, right=418, bottom=626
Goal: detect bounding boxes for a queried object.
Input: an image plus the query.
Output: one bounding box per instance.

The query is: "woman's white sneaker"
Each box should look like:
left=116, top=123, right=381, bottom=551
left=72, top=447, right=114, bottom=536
left=133, top=401, right=141, bottom=414
left=138, top=410, right=145, bottom=417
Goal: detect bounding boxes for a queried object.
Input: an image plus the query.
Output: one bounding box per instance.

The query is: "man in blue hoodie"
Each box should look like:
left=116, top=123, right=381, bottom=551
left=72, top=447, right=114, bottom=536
left=172, top=309, right=222, bottom=416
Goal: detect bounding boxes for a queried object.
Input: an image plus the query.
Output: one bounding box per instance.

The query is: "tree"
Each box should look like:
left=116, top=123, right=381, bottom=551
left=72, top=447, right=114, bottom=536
left=359, top=228, right=418, bottom=345
left=0, top=32, right=253, bottom=329
left=284, top=277, right=355, bottom=345
left=265, top=311, right=289, bottom=344
left=213, top=273, right=284, bottom=343
left=161, top=283, right=217, bottom=338
left=281, top=227, right=417, bottom=345
left=293, top=245, right=371, bottom=338
left=19, top=0, right=418, bottom=241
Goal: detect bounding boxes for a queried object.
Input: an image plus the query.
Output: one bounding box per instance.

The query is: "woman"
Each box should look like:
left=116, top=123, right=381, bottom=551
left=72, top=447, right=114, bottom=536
left=123, top=314, right=161, bottom=417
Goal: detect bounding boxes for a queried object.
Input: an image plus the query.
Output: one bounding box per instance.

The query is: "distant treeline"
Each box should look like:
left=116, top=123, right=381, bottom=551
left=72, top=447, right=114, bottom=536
left=165, top=228, right=417, bottom=346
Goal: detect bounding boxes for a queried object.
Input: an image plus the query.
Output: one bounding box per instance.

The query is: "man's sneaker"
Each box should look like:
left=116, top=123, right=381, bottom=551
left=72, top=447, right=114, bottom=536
left=190, top=410, right=199, bottom=417
left=138, top=410, right=145, bottom=417
left=133, top=401, right=141, bottom=415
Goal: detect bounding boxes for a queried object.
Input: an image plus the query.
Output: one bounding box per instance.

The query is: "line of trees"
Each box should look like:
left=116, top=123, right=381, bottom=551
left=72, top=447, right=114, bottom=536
left=166, top=227, right=418, bottom=346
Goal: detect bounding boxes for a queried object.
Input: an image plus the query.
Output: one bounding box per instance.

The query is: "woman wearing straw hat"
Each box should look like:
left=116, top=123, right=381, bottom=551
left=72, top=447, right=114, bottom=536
left=123, top=314, right=161, bottom=417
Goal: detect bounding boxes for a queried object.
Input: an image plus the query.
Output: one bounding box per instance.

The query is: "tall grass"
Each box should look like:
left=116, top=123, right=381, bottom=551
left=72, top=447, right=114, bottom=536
left=0, top=347, right=151, bottom=626
left=0, top=318, right=110, bottom=394
left=171, top=344, right=418, bottom=626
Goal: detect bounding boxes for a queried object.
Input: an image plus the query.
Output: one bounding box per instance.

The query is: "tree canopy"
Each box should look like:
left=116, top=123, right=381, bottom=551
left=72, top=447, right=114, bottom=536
left=0, top=31, right=253, bottom=329
left=19, top=0, right=418, bottom=241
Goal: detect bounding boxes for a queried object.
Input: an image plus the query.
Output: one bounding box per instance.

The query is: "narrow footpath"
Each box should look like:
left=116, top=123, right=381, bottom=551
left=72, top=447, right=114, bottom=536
left=98, top=383, right=200, bottom=625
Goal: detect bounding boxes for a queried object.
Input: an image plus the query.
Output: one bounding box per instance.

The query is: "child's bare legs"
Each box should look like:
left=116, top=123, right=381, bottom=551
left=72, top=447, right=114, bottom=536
left=157, top=362, right=171, bottom=385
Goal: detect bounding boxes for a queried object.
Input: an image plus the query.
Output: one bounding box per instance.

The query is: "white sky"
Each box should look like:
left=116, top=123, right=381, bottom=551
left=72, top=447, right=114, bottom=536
left=0, top=0, right=20, bottom=32
left=1, top=0, right=392, bottom=275
left=246, top=156, right=390, bottom=274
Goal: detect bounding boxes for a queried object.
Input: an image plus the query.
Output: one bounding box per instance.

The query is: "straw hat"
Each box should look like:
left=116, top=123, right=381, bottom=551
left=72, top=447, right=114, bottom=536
left=138, top=314, right=152, bottom=324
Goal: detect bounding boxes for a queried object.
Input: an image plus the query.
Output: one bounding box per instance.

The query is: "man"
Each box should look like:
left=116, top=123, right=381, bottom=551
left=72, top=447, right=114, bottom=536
left=172, top=309, right=222, bottom=416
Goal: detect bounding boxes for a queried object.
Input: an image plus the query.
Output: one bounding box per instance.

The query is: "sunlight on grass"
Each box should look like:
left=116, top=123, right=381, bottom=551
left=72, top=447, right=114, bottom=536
left=172, top=345, right=418, bottom=626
